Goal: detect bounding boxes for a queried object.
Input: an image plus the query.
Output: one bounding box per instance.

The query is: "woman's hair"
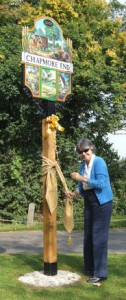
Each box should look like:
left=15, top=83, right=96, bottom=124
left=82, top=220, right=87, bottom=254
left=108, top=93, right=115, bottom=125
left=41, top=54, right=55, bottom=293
left=76, top=138, right=96, bottom=153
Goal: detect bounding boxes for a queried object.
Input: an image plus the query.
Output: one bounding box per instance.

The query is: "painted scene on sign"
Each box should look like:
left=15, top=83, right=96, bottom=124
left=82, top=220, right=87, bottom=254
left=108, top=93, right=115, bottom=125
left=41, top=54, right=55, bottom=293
left=22, top=17, right=72, bottom=63
left=59, top=72, right=71, bottom=101
left=41, top=68, right=57, bottom=101
left=25, top=65, right=39, bottom=97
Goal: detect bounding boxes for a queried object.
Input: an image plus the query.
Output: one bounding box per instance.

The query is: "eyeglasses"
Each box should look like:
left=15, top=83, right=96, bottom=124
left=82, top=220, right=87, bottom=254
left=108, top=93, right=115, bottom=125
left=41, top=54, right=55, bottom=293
left=78, top=149, right=90, bottom=154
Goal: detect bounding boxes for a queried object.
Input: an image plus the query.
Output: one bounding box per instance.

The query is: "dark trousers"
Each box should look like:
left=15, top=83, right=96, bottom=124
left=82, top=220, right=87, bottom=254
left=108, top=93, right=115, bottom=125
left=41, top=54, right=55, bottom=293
left=83, top=190, right=112, bottom=278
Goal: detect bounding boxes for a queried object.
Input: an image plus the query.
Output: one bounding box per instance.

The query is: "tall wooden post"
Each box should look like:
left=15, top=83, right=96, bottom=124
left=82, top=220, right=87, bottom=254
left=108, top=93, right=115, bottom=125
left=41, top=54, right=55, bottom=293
left=42, top=101, right=57, bottom=275
left=21, top=16, right=73, bottom=276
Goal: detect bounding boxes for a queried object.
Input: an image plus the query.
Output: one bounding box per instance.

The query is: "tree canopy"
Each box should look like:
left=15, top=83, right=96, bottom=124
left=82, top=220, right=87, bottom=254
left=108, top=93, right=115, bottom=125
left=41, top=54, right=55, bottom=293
left=0, top=0, right=126, bottom=220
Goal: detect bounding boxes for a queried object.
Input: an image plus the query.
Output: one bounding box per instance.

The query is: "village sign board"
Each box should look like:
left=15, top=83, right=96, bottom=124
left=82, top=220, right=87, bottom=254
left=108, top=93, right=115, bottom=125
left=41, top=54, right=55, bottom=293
left=22, top=17, right=73, bottom=102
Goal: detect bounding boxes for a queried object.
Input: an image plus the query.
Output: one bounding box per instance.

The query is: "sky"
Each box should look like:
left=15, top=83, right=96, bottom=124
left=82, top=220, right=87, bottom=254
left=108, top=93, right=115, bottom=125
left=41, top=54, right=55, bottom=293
left=117, top=0, right=126, bottom=3
left=108, top=132, right=126, bottom=159
left=107, top=0, right=126, bottom=3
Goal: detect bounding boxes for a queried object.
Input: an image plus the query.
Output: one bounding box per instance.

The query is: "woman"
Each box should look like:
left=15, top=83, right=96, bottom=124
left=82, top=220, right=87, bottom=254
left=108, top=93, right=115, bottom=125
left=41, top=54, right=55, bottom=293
left=66, top=138, right=113, bottom=283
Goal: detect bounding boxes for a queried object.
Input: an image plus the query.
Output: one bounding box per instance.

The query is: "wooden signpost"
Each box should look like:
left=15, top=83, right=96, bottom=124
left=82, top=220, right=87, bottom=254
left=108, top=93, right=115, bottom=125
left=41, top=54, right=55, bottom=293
left=42, top=106, right=57, bottom=275
left=22, top=16, right=73, bottom=275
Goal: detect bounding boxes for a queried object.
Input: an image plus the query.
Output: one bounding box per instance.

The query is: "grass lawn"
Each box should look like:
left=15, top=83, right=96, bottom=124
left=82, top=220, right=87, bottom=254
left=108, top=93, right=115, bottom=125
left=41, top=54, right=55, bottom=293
left=0, top=253, right=126, bottom=300
left=0, top=215, right=126, bottom=232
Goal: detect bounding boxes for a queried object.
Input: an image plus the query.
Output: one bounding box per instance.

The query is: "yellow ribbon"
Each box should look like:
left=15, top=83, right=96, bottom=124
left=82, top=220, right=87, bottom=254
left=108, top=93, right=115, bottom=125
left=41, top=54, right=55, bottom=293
left=42, top=155, right=74, bottom=235
left=45, top=114, right=64, bottom=138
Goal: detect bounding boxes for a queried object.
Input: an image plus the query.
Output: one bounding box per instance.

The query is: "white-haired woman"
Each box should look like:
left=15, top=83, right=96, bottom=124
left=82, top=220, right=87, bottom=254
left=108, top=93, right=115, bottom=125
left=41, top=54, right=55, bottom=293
left=66, top=138, right=113, bottom=284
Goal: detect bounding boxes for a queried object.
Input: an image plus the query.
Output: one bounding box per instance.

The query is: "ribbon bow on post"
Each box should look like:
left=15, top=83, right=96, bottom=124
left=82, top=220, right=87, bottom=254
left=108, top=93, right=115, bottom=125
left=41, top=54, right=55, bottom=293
left=45, top=114, right=64, bottom=138
left=42, top=155, right=74, bottom=243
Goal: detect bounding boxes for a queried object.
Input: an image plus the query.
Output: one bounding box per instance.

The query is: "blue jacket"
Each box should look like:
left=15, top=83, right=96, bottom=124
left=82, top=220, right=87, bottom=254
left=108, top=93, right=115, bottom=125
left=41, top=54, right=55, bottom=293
left=76, top=156, right=113, bottom=205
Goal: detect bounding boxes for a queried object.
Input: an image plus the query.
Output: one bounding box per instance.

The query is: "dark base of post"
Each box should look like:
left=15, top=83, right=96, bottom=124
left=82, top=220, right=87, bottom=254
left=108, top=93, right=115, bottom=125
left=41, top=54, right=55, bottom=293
left=44, top=262, right=57, bottom=276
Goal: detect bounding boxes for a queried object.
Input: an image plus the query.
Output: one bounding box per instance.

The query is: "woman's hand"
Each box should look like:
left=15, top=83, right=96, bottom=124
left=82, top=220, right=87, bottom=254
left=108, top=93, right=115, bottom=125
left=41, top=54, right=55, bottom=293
left=64, top=191, right=74, bottom=198
left=64, top=190, right=79, bottom=198
left=71, top=172, right=82, bottom=181
left=71, top=172, right=88, bottom=183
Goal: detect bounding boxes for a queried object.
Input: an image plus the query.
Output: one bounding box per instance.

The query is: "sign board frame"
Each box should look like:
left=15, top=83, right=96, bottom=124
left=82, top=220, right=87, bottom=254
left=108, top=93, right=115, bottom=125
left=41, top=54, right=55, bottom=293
left=22, top=16, right=73, bottom=102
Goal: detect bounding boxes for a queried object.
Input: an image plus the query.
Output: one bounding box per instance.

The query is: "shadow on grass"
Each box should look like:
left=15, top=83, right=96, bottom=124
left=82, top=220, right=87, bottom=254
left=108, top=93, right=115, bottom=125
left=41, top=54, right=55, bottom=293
left=8, top=253, right=84, bottom=275
left=2, top=252, right=125, bottom=290
left=7, top=253, right=126, bottom=279
left=0, top=253, right=126, bottom=300
left=58, top=253, right=84, bottom=274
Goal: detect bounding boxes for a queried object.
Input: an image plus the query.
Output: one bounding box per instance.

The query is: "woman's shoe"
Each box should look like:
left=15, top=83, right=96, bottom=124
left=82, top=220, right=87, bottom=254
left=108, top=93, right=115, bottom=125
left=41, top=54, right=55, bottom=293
left=87, top=277, right=107, bottom=283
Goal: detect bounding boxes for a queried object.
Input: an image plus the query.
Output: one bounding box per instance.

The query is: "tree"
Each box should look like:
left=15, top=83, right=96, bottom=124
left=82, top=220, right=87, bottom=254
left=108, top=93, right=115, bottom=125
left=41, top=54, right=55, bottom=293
left=0, top=0, right=42, bottom=220
left=60, top=0, right=126, bottom=134
left=0, top=0, right=126, bottom=220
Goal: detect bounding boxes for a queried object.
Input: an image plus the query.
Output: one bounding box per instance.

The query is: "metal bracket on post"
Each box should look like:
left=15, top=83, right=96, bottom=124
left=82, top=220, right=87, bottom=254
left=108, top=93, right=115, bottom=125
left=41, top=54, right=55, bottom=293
left=44, top=262, right=57, bottom=276
left=42, top=100, right=56, bottom=119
